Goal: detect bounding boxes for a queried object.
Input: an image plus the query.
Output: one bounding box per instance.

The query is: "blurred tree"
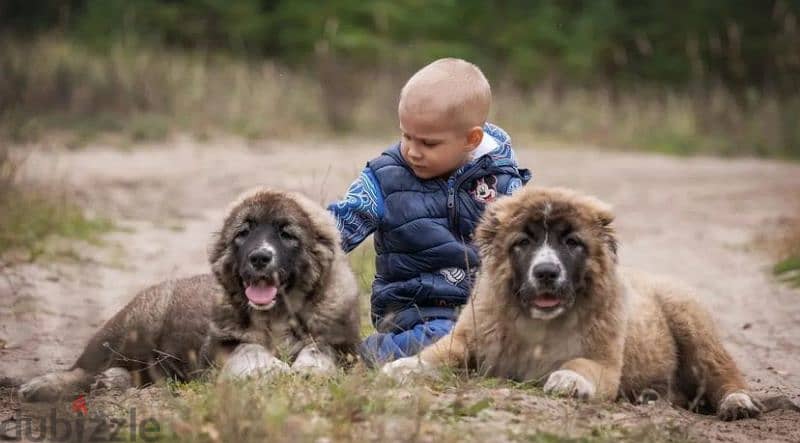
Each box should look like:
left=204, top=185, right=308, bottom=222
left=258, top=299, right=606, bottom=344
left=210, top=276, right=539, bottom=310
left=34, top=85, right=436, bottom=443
left=1, top=0, right=798, bottom=127
left=3, top=0, right=796, bottom=92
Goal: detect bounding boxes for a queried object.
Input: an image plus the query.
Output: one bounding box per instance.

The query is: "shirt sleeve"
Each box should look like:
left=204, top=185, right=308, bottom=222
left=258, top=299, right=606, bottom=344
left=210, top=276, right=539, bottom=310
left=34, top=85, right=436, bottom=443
left=327, top=167, right=383, bottom=253
left=503, top=167, right=532, bottom=195
left=504, top=177, right=524, bottom=195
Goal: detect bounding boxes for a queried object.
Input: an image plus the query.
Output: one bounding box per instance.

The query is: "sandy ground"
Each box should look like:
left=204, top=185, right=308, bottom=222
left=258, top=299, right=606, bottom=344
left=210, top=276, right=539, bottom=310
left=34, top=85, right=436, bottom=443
left=1, top=137, right=799, bottom=441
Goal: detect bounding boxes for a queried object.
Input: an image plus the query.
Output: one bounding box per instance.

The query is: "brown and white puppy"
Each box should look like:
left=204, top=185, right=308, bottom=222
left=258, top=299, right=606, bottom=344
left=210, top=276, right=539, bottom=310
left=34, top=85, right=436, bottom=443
left=19, top=188, right=360, bottom=401
left=201, top=188, right=360, bottom=378
left=383, top=186, right=761, bottom=421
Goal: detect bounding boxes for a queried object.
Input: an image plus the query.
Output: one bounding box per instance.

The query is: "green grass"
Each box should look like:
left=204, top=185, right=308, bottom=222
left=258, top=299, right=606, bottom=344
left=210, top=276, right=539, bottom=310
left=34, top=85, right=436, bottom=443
left=153, top=370, right=695, bottom=443
left=2, top=37, right=799, bottom=159
left=126, top=112, right=171, bottom=143
left=166, top=370, right=428, bottom=442
left=0, top=190, right=113, bottom=261
left=0, top=37, right=327, bottom=145
left=773, top=222, right=800, bottom=288
left=348, top=239, right=378, bottom=338
left=774, top=255, right=800, bottom=288
left=0, top=138, right=113, bottom=260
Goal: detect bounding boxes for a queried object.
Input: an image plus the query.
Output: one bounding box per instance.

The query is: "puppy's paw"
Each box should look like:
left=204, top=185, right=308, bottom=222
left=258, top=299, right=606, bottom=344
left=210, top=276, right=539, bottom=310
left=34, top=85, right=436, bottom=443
left=90, top=367, right=133, bottom=393
left=220, top=343, right=290, bottom=381
left=292, top=346, right=336, bottom=376
left=19, top=372, right=72, bottom=402
left=543, top=369, right=596, bottom=400
left=718, top=391, right=762, bottom=421
left=381, top=356, right=431, bottom=382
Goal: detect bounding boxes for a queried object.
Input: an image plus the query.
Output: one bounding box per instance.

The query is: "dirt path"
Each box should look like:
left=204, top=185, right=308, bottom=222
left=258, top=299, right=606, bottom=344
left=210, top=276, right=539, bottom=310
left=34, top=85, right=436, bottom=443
left=2, top=137, right=799, bottom=441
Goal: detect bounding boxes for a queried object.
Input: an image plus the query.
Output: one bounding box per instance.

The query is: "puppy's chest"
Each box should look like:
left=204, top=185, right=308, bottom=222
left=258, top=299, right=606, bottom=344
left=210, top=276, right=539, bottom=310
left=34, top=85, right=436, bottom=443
left=486, top=317, right=584, bottom=382
left=244, top=313, right=304, bottom=356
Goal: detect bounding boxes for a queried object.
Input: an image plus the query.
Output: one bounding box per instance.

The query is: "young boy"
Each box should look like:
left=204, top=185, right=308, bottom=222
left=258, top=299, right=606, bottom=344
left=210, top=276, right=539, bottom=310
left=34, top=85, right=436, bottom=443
left=328, top=58, right=531, bottom=365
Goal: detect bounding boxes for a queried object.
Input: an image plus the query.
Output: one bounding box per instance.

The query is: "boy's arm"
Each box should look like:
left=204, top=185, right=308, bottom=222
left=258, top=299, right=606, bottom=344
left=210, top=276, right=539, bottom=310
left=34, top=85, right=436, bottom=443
left=327, top=168, right=383, bottom=253
left=503, top=167, right=532, bottom=195
left=504, top=177, right=524, bottom=195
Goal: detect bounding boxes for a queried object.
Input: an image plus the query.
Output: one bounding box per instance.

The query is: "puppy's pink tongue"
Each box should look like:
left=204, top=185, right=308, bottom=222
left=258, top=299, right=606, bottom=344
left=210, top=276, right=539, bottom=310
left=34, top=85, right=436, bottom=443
left=245, top=285, right=277, bottom=305
left=533, top=294, right=561, bottom=308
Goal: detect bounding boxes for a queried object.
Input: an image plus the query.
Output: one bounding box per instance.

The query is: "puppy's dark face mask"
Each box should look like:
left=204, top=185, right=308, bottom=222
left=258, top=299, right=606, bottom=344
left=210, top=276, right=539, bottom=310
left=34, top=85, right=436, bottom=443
left=232, top=217, right=304, bottom=311
left=209, top=190, right=339, bottom=315
left=475, top=187, right=618, bottom=322
left=506, top=215, right=589, bottom=320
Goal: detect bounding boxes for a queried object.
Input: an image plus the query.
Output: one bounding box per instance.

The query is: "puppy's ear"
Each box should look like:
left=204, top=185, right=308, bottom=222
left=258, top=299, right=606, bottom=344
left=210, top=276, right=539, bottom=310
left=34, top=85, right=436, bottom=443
left=311, top=228, right=337, bottom=263
left=590, top=200, right=618, bottom=260
left=208, top=210, right=237, bottom=267
left=208, top=231, right=224, bottom=266
left=207, top=213, right=242, bottom=296
left=475, top=202, right=502, bottom=254
left=601, top=224, right=618, bottom=260
left=596, top=206, right=614, bottom=228
left=305, top=208, right=340, bottom=267
left=287, top=191, right=340, bottom=262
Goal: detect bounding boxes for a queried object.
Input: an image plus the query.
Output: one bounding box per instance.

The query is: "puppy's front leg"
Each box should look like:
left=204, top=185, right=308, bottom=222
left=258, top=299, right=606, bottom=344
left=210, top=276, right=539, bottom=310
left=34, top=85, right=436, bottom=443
left=544, top=358, right=621, bottom=401
left=219, top=343, right=289, bottom=380
left=291, top=344, right=336, bottom=376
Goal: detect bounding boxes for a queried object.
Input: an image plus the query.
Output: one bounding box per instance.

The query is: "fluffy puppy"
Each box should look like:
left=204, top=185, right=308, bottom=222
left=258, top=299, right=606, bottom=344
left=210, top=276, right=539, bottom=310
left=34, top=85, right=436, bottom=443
left=384, top=186, right=761, bottom=421
left=19, top=188, right=360, bottom=401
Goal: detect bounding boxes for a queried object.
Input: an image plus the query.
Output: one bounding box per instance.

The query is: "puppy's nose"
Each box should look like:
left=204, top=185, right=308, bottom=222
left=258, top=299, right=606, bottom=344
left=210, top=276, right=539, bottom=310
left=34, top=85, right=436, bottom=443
left=533, top=262, right=560, bottom=283
left=249, top=249, right=274, bottom=269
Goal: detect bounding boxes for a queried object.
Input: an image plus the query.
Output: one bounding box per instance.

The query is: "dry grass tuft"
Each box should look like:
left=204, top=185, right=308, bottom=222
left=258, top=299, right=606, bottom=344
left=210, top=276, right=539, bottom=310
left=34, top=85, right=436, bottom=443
left=2, top=37, right=799, bottom=159
left=157, top=369, right=692, bottom=443
left=0, top=143, right=112, bottom=261
left=773, top=220, right=800, bottom=288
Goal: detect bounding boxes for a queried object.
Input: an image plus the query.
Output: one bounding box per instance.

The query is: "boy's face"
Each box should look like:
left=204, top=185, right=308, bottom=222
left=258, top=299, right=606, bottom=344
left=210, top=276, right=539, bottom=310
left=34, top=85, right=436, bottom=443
left=398, top=107, right=482, bottom=180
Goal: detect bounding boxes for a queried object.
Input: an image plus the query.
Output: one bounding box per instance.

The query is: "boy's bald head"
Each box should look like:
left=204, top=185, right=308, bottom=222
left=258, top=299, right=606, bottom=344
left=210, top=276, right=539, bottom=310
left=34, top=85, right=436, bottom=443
left=399, top=58, right=491, bottom=131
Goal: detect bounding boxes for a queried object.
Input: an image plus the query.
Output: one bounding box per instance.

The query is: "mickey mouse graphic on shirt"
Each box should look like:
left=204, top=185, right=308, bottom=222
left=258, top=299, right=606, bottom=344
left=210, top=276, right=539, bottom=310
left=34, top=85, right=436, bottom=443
left=469, top=175, right=498, bottom=204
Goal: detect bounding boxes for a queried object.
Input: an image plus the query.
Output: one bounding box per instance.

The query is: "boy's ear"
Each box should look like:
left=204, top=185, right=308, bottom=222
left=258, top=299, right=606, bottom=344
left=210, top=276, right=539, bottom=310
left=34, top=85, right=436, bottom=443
left=465, top=126, right=483, bottom=151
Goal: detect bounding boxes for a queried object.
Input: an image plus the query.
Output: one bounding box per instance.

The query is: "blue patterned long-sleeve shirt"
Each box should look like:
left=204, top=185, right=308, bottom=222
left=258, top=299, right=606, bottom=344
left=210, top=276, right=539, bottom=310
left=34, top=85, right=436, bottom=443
left=327, top=168, right=384, bottom=253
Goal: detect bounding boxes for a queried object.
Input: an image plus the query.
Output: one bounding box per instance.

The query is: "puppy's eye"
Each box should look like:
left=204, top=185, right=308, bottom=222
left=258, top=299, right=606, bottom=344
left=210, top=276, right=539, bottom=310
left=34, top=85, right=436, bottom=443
left=235, top=227, right=250, bottom=240
left=564, top=234, right=583, bottom=250
left=279, top=226, right=297, bottom=242
left=512, top=237, right=531, bottom=250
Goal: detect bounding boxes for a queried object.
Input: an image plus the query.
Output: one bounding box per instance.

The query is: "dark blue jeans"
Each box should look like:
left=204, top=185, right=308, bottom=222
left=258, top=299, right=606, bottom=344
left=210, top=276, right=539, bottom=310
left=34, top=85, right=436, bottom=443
left=359, top=319, right=455, bottom=366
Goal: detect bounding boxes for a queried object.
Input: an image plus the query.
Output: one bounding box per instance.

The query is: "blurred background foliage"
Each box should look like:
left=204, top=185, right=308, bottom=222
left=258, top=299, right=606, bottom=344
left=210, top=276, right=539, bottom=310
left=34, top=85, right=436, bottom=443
left=1, top=0, right=799, bottom=157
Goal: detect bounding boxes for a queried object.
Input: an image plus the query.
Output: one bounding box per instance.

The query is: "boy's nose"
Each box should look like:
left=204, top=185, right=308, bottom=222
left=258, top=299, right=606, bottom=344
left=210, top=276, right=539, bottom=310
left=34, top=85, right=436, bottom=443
left=405, top=144, right=423, bottom=161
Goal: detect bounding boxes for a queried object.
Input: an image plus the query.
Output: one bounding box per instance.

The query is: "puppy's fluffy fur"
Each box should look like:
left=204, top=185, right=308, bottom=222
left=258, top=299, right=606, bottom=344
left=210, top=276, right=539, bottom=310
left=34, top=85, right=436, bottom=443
left=384, top=186, right=760, bottom=420
left=20, top=188, right=359, bottom=401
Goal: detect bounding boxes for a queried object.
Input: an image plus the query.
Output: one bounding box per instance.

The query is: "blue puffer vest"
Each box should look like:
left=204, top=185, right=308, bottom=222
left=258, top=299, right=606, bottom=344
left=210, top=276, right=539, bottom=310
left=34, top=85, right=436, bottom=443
left=367, top=125, right=531, bottom=332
